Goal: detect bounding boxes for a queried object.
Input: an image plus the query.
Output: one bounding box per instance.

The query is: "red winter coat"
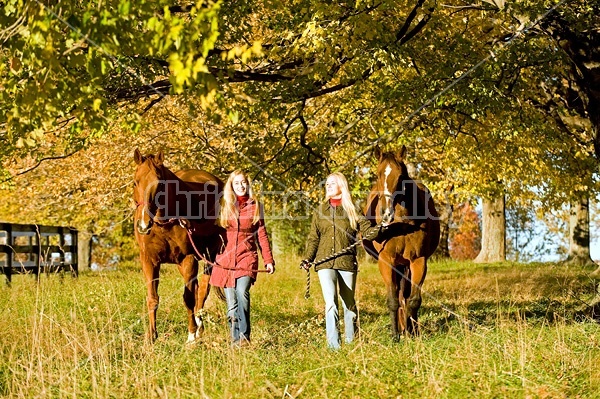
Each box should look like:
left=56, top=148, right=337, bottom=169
left=209, top=198, right=275, bottom=288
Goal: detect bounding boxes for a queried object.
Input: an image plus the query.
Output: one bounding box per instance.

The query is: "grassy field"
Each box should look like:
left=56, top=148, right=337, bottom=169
left=1, top=257, right=599, bottom=398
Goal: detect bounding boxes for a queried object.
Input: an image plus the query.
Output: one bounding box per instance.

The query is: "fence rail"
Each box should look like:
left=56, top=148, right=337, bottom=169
left=0, top=223, right=78, bottom=284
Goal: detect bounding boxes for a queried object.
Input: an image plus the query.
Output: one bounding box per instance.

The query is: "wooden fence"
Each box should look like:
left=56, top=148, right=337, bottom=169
left=0, top=223, right=78, bottom=284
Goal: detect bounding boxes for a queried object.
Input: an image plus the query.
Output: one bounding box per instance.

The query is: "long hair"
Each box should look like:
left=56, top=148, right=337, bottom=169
left=325, top=172, right=359, bottom=228
left=219, top=170, right=260, bottom=227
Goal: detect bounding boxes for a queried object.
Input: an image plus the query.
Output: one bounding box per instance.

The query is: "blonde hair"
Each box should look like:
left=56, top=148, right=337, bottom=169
left=325, top=172, right=359, bottom=228
left=219, top=170, right=260, bottom=227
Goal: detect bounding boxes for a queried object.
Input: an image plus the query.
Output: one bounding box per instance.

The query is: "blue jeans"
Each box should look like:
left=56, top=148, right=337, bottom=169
left=224, top=276, right=252, bottom=343
left=317, top=269, right=357, bottom=350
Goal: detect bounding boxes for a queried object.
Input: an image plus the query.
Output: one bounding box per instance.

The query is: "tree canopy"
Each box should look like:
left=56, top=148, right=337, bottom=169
left=1, top=0, right=598, bottom=259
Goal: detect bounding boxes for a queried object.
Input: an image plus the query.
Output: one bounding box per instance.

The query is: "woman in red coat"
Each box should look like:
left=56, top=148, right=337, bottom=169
left=210, top=170, right=275, bottom=347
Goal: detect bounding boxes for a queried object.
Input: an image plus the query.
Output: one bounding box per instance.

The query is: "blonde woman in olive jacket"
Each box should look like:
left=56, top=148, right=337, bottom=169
left=302, top=172, right=381, bottom=350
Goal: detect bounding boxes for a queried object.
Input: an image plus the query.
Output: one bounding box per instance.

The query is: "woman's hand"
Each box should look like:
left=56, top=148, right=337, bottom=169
left=300, top=259, right=312, bottom=271
left=265, top=263, right=275, bottom=274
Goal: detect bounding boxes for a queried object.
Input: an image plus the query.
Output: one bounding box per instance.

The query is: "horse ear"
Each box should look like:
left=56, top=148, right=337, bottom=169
left=396, top=145, right=407, bottom=162
left=374, top=146, right=382, bottom=160
left=134, top=148, right=144, bottom=165
left=156, top=151, right=164, bottom=166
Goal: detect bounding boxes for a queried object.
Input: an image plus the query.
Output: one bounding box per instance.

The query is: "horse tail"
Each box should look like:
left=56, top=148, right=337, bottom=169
left=362, top=239, right=379, bottom=260
left=212, top=286, right=226, bottom=302
left=396, top=263, right=411, bottom=299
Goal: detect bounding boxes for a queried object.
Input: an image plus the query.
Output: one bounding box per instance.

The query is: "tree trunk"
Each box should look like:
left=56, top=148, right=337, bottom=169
left=474, top=195, right=506, bottom=263
left=77, top=231, right=93, bottom=270
left=566, top=196, right=595, bottom=266
left=543, top=17, right=600, bottom=275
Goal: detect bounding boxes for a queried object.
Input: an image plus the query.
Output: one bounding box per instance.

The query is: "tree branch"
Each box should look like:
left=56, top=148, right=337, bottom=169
left=158, top=3, right=212, bottom=14
left=528, top=97, right=593, bottom=152
left=299, top=115, right=327, bottom=169
left=1, top=150, right=82, bottom=184
left=258, top=102, right=306, bottom=171
left=394, top=0, right=427, bottom=44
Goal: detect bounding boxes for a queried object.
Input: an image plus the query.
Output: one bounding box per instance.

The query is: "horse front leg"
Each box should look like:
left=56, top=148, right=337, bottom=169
left=406, top=256, right=427, bottom=335
left=142, top=257, right=160, bottom=343
left=398, top=268, right=409, bottom=335
left=178, top=255, right=199, bottom=344
left=378, top=256, right=400, bottom=341
left=193, top=261, right=213, bottom=340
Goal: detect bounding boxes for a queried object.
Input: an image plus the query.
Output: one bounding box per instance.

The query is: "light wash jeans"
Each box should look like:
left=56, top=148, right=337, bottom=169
left=224, top=276, right=252, bottom=343
left=317, top=269, right=358, bottom=350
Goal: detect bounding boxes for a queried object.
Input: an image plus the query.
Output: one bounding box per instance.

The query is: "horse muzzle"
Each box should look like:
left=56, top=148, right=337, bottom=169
left=380, top=193, right=395, bottom=225
left=381, top=207, right=394, bottom=225
left=137, top=218, right=153, bottom=235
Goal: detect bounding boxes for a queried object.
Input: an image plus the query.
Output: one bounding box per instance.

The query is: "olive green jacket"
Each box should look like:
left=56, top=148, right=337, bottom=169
left=304, top=202, right=379, bottom=272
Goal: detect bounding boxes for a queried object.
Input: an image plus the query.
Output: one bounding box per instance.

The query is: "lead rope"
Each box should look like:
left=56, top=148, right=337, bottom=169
left=304, top=269, right=311, bottom=299
left=180, top=220, right=270, bottom=273
left=302, top=241, right=362, bottom=299
left=302, top=230, right=380, bottom=299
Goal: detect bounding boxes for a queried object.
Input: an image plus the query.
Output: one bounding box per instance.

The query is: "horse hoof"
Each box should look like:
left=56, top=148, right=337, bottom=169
left=195, top=309, right=206, bottom=328
left=146, top=333, right=158, bottom=344
left=186, top=332, right=198, bottom=344
left=392, top=334, right=402, bottom=343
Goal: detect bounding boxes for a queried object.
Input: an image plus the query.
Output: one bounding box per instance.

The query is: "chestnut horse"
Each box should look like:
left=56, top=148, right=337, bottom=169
left=133, top=149, right=224, bottom=343
left=365, top=146, right=440, bottom=338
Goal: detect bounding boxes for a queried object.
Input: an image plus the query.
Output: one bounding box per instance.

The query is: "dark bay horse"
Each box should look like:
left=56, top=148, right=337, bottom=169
left=365, top=146, right=440, bottom=338
left=133, top=149, right=224, bottom=343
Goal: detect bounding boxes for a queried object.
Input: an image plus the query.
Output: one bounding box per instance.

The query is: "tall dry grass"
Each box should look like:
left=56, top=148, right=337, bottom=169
left=0, top=257, right=599, bottom=398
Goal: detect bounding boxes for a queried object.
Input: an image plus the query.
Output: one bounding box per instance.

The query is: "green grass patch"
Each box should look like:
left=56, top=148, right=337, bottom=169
left=0, top=257, right=599, bottom=398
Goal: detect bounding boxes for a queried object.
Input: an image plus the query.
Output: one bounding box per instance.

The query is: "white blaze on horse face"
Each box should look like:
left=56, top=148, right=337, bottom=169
left=140, top=206, right=149, bottom=230
left=381, top=164, right=394, bottom=223
left=383, top=165, right=392, bottom=196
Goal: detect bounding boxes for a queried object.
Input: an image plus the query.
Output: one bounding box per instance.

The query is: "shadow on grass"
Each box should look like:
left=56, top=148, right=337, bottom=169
left=417, top=295, right=600, bottom=335
left=353, top=293, right=600, bottom=341
left=358, top=262, right=600, bottom=339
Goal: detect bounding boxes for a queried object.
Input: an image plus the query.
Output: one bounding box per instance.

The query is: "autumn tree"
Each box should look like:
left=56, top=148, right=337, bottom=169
left=2, top=0, right=597, bottom=269
left=437, top=1, right=598, bottom=267
left=538, top=5, right=599, bottom=267
left=0, top=0, right=480, bottom=228
left=449, top=202, right=481, bottom=261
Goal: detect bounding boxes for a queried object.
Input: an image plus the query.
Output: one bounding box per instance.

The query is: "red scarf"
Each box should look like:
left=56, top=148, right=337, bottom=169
left=329, top=198, right=342, bottom=207
left=236, top=195, right=249, bottom=205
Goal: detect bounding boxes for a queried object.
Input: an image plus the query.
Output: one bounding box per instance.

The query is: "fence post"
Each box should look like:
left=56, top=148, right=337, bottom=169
left=2, top=224, right=12, bottom=285
left=0, top=223, right=79, bottom=283
left=68, top=227, right=79, bottom=277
